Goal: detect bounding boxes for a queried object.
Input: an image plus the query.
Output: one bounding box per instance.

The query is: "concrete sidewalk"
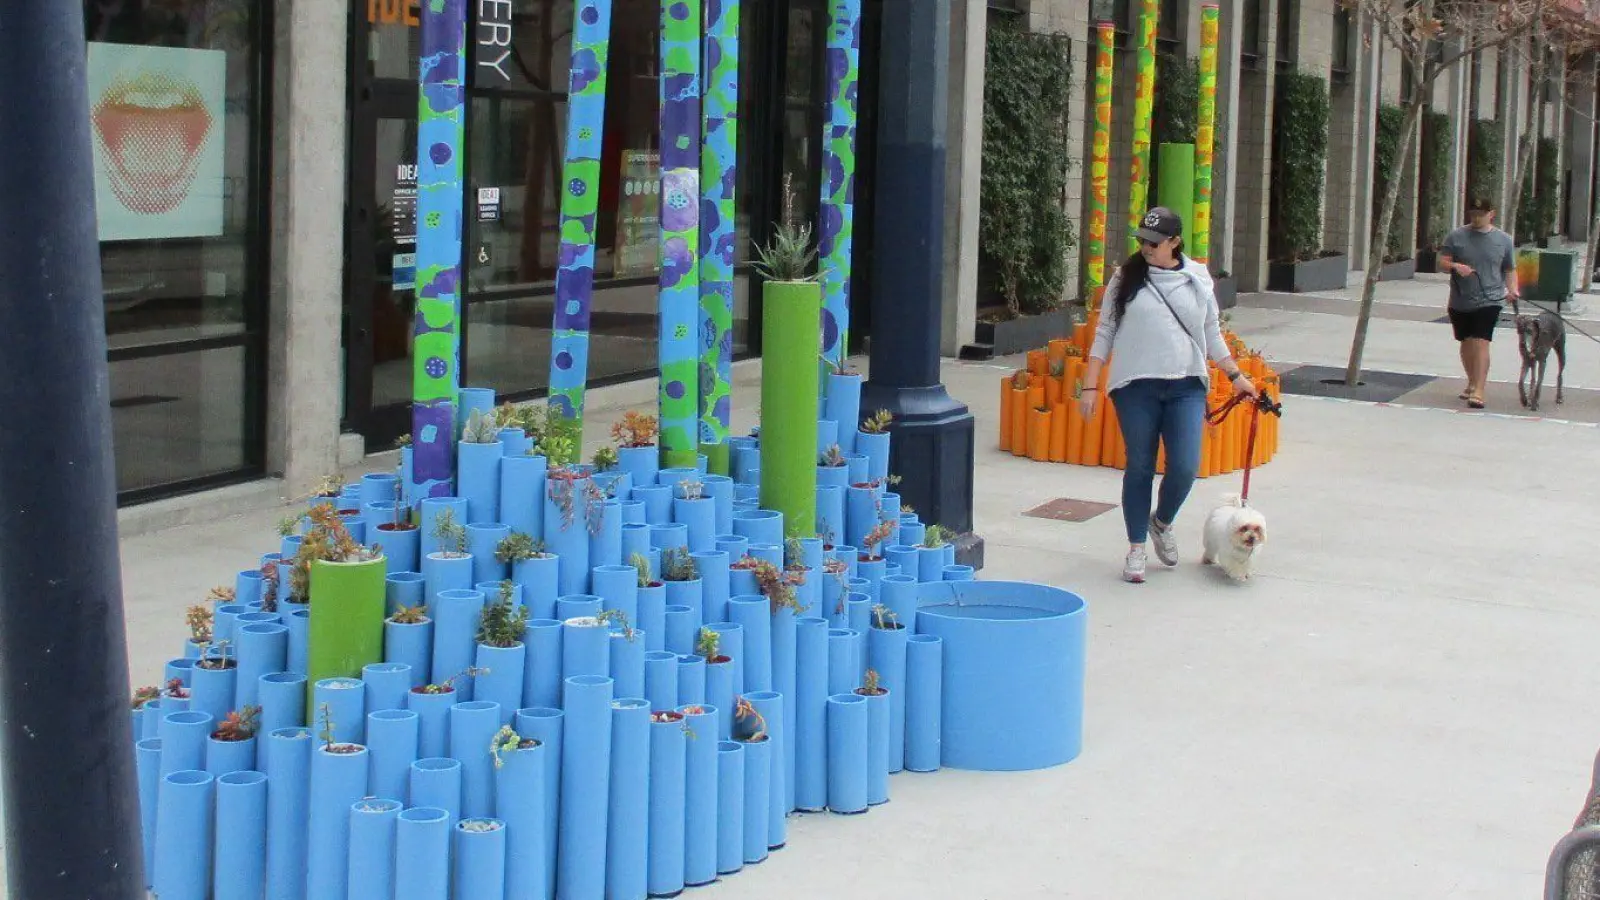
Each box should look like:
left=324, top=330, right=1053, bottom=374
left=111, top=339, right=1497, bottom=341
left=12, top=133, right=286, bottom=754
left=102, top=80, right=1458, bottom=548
left=100, top=336, right=1600, bottom=898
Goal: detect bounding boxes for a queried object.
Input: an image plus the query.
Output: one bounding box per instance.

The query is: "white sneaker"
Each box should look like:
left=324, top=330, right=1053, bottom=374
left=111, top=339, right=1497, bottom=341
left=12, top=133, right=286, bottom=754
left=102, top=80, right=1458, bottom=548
left=1123, top=546, right=1148, bottom=583
left=1149, top=515, right=1179, bottom=567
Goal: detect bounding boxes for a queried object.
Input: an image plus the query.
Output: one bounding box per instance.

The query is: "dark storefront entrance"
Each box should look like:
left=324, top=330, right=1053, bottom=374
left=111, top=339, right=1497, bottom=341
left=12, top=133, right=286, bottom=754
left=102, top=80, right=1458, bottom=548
left=342, top=0, right=881, bottom=450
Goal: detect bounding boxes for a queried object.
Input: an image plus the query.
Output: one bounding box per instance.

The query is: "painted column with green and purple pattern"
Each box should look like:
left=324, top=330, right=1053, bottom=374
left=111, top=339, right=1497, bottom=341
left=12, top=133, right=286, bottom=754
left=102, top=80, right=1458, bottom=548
left=818, top=0, right=861, bottom=375
left=546, top=0, right=615, bottom=444
left=412, top=0, right=468, bottom=501
left=659, top=0, right=702, bottom=469
left=698, top=0, right=740, bottom=475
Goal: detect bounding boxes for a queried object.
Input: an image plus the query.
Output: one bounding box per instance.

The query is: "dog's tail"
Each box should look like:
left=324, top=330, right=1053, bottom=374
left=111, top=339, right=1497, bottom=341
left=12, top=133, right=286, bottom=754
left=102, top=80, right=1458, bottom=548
left=1218, top=493, right=1245, bottom=508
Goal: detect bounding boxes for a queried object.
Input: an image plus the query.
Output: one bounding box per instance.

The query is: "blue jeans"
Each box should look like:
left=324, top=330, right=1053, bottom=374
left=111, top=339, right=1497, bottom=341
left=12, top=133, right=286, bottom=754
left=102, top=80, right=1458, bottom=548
left=1110, top=377, right=1207, bottom=544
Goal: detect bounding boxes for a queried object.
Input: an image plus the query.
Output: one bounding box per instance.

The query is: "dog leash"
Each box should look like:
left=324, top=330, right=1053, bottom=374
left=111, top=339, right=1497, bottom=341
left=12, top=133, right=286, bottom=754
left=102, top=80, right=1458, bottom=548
left=1206, top=390, right=1283, bottom=505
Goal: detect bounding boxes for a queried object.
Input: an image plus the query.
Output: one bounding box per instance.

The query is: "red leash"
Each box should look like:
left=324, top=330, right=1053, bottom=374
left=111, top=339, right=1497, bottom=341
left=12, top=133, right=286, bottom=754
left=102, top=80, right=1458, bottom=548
left=1205, top=391, right=1281, bottom=505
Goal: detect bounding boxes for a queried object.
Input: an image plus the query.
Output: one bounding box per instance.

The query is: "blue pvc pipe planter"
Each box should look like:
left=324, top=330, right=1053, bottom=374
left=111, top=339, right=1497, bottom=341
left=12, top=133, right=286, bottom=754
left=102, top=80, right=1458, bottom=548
left=562, top=615, right=610, bottom=683
left=419, top=496, right=469, bottom=558
left=205, top=734, right=255, bottom=776
left=748, top=542, right=782, bottom=569
left=607, top=698, right=650, bottom=899
left=314, top=677, right=366, bottom=745
left=544, top=480, right=592, bottom=597
left=717, top=740, right=745, bottom=876
left=916, top=546, right=945, bottom=584
left=664, top=578, right=703, bottom=629
left=795, top=616, right=830, bottom=811
left=824, top=373, right=862, bottom=452
left=649, top=522, right=688, bottom=554
left=621, top=522, right=653, bottom=567
left=136, top=738, right=160, bottom=887
left=728, top=596, right=772, bottom=691
left=826, top=693, right=868, bottom=813
left=692, top=550, right=730, bottom=624
left=620, top=498, right=647, bottom=525
left=676, top=653, right=706, bottom=705
left=590, top=498, right=623, bottom=570
left=729, top=567, right=758, bottom=601
left=680, top=704, right=720, bottom=886
left=523, top=618, right=563, bottom=709
left=307, top=744, right=369, bottom=900
left=160, top=710, right=212, bottom=776
left=453, top=819, right=507, bottom=899
left=512, top=554, right=560, bottom=620
left=715, top=533, right=749, bottom=560
left=367, top=709, right=419, bottom=805
left=394, top=807, right=451, bottom=900
left=772, top=605, right=799, bottom=811
left=645, top=650, right=679, bottom=714
left=618, top=444, right=660, bottom=492
left=898, top=520, right=926, bottom=549
left=817, top=417, right=839, bottom=454
left=384, top=618, right=433, bottom=690
left=743, top=691, right=786, bottom=848
left=467, top=522, right=511, bottom=583
left=498, top=425, right=531, bottom=456
left=215, top=770, right=267, bottom=900
left=474, top=642, right=526, bottom=726
left=559, top=675, right=613, bottom=900
left=827, top=627, right=862, bottom=697
left=706, top=622, right=744, bottom=696
left=287, top=608, right=311, bottom=677
left=499, top=454, right=547, bottom=540
left=189, top=660, right=235, bottom=728
left=674, top=497, right=716, bottom=553
left=363, top=662, right=412, bottom=715
left=665, top=604, right=697, bottom=657
left=706, top=659, right=734, bottom=740
left=864, top=688, right=890, bottom=805
left=374, top=521, right=420, bottom=576
left=879, top=574, right=919, bottom=632
left=457, top=438, right=504, bottom=525
left=739, top=735, right=772, bottom=864
left=847, top=594, right=872, bottom=638
left=943, top=564, right=975, bottom=581
left=386, top=571, right=425, bottom=617
left=515, top=707, right=563, bottom=896
left=235, top=568, right=265, bottom=607
left=905, top=634, right=943, bottom=772
left=592, top=563, right=640, bottom=623
left=856, top=557, right=887, bottom=598
left=236, top=622, right=287, bottom=710
left=477, top=579, right=523, bottom=612
left=884, top=544, right=919, bottom=580
left=869, top=623, right=910, bottom=773
left=731, top=508, right=783, bottom=547
left=409, top=757, right=463, bottom=825
left=347, top=798, right=401, bottom=900
left=816, top=483, right=846, bottom=545
left=633, top=484, right=672, bottom=525
left=913, top=580, right=1087, bottom=770
left=556, top=594, right=602, bottom=621
left=494, top=738, right=546, bottom=900
left=647, top=711, right=687, bottom=897
left=215, top=603, right=248, bottom=645
left=449, top=700, right=501, bottom=818
left=431, top=588, right=485, bottom=699
left=845, top=486, right=877, bottom=549
left=610, top=626, right=647, bottom=699
left=857, top=429, right=890, bottom=482
left=154, top=770, right=214, bottom=900
left=638, top=583, right=667, bottom=653
left=265, top=728, right=311, bottom=900
left=406, top=690, right=456, bottom=760
left=703, top=474, right=735, bottom=533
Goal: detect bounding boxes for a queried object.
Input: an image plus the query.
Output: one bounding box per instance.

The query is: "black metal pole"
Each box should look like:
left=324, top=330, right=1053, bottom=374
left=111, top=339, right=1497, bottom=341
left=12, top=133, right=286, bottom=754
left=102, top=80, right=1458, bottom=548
left=0, top=3, right=145, bottom=897
left=860, top=0, right=982, bottom=565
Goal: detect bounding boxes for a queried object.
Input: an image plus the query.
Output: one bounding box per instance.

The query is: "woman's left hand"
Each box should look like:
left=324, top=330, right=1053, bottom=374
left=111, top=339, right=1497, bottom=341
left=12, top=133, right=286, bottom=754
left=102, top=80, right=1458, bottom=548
left=1232, top=373, right=1259, bottom=398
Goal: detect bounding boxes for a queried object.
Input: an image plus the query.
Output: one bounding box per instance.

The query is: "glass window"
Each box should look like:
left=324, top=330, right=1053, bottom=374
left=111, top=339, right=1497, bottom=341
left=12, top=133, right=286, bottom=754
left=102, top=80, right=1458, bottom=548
left=1242, top=0, right=1261, bottom=58
left=1332, top=7, right=1352, bottom=75
left=1158, top=0, right=1181, bottom=43
left=84, top=0, right=266, bottom=497
left=1276, top=0, right=1295, bottom=63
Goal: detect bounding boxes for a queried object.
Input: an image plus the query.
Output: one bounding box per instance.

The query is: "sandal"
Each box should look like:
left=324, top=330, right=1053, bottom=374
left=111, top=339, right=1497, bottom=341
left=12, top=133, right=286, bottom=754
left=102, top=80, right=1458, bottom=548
left=1466, top=392, right=1485, bottom=409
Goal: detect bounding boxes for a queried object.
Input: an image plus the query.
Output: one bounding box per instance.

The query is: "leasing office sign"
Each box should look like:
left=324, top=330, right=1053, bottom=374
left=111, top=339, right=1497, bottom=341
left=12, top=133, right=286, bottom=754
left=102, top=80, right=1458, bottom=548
left=470, top=0, right=529, bottom=90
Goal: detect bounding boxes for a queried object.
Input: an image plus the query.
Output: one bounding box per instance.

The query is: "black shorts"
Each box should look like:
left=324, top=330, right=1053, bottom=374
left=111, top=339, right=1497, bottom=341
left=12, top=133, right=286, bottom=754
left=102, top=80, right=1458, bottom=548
left=1448, top=305, right=1501, bottom=342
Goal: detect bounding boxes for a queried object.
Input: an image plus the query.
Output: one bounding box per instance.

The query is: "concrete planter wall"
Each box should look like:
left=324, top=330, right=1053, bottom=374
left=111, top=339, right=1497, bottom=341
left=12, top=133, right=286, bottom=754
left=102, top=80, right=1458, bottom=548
left=1267, top=253, right=1349, bottom=293
left=1212, top=275, right=1238, bottom=310
left=974, top=308, right=1072, bottom=357
left=1377, top=258, right=1415, bottom=282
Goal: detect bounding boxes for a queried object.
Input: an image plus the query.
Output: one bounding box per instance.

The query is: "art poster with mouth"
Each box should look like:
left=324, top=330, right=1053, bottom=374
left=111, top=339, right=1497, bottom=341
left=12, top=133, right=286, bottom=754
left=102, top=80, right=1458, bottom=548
left=86, top=42, right=227, bottom=242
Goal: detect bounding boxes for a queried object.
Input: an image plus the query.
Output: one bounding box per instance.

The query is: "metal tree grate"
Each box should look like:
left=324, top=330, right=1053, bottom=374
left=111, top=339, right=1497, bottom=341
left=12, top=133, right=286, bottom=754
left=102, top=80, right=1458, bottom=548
left=1024, top=498, right=1117, bottom=523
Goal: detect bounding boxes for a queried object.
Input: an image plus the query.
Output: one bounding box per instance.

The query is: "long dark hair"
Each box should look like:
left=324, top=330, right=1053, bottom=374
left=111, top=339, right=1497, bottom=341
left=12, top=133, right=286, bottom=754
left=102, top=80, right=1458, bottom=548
left=1109, top=244, right=1185, bottom=322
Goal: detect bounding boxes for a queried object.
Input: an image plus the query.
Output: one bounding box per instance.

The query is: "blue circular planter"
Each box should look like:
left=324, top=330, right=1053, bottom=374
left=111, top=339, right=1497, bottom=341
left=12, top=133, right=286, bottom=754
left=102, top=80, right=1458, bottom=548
left=912, top=580, right=1086, bottom=771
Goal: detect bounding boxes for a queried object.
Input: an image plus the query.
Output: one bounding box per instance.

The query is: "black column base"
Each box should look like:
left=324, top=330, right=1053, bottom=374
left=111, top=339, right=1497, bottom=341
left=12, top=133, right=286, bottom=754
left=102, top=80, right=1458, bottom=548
left=860, top=382, right=983, bottom=570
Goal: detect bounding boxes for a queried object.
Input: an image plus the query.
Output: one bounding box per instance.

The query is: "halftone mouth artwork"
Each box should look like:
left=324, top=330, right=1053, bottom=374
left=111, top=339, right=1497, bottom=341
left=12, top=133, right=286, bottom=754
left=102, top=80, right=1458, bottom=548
left=91, top=71, right=213, bottom=215
left=86, top=43, right=226, bottom=241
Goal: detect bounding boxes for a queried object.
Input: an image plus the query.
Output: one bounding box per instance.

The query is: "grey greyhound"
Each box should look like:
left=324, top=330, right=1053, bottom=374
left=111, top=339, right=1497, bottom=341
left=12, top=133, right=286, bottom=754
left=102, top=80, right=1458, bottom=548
left=1515, top=310, right=1566, bottom=412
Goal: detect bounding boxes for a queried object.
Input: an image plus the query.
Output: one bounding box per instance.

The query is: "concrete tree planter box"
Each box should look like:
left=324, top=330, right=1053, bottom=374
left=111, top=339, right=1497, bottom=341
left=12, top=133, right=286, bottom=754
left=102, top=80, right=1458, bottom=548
left=1267, top=253, right=1349, bottom=293
left=1212, top=275, right=1238, bottom=310
left=975, top=309, right=1072, bottom=357
left=1377, top=258, right=1415, bottom=282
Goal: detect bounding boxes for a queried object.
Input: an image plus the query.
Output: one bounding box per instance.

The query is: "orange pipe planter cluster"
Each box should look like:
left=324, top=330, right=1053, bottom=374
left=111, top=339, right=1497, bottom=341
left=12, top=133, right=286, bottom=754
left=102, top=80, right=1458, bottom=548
left=997, top=307, right=1280, bottom=477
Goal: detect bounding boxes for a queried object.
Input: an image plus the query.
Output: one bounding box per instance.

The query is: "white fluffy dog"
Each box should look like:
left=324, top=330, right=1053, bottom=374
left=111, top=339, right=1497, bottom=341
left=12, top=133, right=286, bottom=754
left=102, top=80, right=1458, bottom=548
left=1201, top=495, right=1267, bottom=581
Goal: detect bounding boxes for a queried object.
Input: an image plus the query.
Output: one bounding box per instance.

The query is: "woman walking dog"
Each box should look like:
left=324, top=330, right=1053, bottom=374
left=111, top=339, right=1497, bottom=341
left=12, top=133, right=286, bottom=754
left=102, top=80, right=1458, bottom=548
left=1080, top=207, right=1257, bottom=583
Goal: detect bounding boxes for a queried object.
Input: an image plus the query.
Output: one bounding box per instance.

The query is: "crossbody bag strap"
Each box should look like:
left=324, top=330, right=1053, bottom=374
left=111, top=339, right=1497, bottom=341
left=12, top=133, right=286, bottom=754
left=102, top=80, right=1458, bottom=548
left=1144, top=275, right=1207, bottom=362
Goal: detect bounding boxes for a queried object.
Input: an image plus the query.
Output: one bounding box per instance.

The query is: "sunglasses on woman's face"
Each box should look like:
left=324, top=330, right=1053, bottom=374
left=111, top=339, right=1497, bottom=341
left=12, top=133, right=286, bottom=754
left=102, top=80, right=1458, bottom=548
left=1139, top=238, right=1162, bottom=248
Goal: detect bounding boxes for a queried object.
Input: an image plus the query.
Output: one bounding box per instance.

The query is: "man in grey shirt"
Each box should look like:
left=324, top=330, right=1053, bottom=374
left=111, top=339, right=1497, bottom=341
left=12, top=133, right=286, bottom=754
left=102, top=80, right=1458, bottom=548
left=1438, top=196, right=1519, bottom=409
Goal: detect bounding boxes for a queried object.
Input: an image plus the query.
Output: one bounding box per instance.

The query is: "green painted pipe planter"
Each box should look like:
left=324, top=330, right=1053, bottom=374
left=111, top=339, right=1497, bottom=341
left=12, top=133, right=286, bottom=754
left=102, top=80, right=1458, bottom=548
left=759, top=280, right=822, bottom=538
left=307, top=555, right=388, bottom=704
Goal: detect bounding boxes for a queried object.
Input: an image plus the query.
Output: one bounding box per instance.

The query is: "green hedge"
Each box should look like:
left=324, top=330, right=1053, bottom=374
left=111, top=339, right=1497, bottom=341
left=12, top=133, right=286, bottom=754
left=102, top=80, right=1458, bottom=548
left=1270, top=70, right=1330, bottom=263
left=1154, top=53, right=1199, bottom=145
left=1419, top=111, right=1452, bottom=249
left=1536, top=136, right=1560, bottom=241
left=979, top=22, right=1076, bottom=316
left=1371, top=105, right=1407, bottom=263
left=1466, top=119, right=1502, bottom=209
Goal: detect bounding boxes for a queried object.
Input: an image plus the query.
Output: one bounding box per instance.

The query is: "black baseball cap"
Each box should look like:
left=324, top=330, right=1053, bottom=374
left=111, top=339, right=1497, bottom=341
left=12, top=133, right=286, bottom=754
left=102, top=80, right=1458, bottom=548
left=1135, top=207, right=1183, bottom=244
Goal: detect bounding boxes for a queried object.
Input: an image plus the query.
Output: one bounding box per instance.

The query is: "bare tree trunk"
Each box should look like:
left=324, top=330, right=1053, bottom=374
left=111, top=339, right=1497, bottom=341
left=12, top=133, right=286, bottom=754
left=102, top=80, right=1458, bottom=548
left=1347, top=96, right=1427, bottom=385
left=1505, top=29, right=1548, bottom=234
left=1586, top=204, right=1600, bottom=293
